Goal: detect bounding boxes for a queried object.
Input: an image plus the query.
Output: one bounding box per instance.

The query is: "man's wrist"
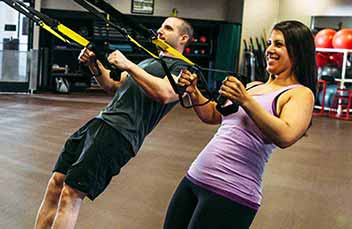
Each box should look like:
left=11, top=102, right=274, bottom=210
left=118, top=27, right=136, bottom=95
left=89, top=62, right=102, bottom=77
left=92, top=71, right=102, bottom=78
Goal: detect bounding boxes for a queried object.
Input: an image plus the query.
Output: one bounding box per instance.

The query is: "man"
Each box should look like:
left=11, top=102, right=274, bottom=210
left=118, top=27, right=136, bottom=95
left=34, top=17, right=193, bottom=229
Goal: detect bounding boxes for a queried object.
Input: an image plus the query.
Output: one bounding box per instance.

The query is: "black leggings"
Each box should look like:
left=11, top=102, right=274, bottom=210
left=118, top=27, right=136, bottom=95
left=163, top=177, right=257, bottom=229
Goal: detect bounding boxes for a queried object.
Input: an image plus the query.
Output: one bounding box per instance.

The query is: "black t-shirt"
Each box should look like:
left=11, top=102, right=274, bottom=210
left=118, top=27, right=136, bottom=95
left=97, top=56, right=189, bottom=153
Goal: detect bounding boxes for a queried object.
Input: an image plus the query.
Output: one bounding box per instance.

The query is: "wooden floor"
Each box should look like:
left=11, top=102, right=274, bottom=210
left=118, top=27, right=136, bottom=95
left=0, top=92, right=351, bottom=229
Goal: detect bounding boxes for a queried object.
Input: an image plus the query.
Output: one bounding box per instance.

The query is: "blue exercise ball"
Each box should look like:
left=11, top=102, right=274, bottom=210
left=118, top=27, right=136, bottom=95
left=318, top=84, right=338, bottom=107
left=319, top=64, right=340, bottom=82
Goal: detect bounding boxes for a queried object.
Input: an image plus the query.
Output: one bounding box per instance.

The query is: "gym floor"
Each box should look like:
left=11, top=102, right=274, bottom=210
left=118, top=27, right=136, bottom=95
left=0, top=93, right=351, bottom=229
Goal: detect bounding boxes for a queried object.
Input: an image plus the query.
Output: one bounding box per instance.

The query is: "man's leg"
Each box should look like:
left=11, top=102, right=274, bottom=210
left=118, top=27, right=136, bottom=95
left=51, top=183, right=86, bottom=229
left=35, top=172, right=65, bottom=228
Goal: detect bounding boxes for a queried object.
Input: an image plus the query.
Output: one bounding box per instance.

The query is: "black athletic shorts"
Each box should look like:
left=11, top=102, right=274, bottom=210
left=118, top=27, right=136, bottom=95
left=53, top=118, right=134, bottom=200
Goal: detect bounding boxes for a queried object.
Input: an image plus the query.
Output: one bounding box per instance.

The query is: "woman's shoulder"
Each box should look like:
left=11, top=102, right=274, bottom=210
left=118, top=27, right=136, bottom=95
left=286, top=84, right=314, bottom=97
left=279, top=85, right=315, bottom=105
left=245, top=81, right=264, bottom=90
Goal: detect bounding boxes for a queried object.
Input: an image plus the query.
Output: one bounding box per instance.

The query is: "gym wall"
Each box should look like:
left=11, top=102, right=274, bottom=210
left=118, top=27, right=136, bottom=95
left=278, top=0, right=352, bottom=26
left=40, top=0, right=238, bottom=21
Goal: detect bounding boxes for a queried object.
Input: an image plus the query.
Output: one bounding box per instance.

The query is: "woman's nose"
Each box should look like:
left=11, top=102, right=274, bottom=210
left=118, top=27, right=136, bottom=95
left=265, top=46, right=275, bottom=55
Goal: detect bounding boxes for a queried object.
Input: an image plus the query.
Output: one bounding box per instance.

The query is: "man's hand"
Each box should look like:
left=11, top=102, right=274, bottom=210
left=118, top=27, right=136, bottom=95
left=108, top=50, right=133, bottom=71
left=78, top=48, right=100, bottom=75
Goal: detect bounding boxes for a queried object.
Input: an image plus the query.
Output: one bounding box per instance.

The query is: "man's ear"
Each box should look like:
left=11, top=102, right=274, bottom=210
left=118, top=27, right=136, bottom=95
left=180, top=34, right=190, bottom=46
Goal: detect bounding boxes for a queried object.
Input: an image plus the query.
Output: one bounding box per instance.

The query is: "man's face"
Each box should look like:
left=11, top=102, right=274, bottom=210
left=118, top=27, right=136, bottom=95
left=157, top=17, right=185, bottom=49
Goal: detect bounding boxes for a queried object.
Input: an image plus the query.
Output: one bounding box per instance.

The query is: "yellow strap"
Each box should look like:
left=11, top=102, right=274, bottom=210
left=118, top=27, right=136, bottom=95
left=127, top=35, right=160, bottom=59
left=57, top=24, right=90, bottom=47
left=152, top=38, right=194, bottom=65
left=40, top=22, right=69, bottom=44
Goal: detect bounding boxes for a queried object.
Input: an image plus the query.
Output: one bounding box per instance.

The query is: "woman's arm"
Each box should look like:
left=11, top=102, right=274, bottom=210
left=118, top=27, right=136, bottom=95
left=178, top=70, right=222, bottom=124
left=220, top=76, right=314, bottom=148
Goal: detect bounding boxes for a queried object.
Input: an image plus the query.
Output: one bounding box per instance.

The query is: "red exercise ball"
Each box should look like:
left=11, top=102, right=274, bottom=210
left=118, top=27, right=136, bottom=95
left=314, top=28, right=336, bottom=48
left=328, top=53, right=343, bottom=68
left=332, top=29, right=352, bottom=49
left=316, top=52, right=330, bottom=68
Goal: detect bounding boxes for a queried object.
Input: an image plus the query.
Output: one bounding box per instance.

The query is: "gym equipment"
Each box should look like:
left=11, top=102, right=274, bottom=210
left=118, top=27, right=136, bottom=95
left=319, top=64, right=340, bottom=82
left=316, top=52, right=330, bottom=68
left=242, top=37, right=267, bottom=82
left=313, top=79, right=327, bottom=115
left=314, top=28, right=336, bottom=48
left=74, top=0, right=247, bottom=115
left=328, top=53, right=343, bottom=68
left=72, top=0, right=204, bottom=104
left=1, top=0, right=121, bottom=81
left=316, top=52, right=343, bottom=68
left=332, top=29, right=352, bottom=49
left=328, top=87, right=352, bottom=120
left=318, top=84, right=337, bottom=108
left=55, top=77, right=70, bottom=93
left=242, top=39, right=255, bottom=82
left=199, top=36, right=207, bottom=43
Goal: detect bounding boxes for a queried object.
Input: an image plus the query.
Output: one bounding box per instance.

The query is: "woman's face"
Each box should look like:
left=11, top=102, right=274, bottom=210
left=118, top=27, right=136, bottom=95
left=265, top=30, right=293, bottom=76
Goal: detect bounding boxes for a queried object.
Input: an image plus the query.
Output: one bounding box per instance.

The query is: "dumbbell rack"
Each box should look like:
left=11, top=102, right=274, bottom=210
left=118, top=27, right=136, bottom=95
left=314, top=48, right=352, bottom=114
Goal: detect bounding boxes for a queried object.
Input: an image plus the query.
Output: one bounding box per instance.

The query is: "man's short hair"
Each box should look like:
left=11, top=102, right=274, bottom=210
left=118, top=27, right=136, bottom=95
left=172, top=17, right=194, bottom=47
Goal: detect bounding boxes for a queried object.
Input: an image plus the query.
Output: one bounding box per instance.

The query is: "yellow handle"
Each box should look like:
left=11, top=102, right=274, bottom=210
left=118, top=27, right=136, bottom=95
left=57, top=24, right=90, bottom=47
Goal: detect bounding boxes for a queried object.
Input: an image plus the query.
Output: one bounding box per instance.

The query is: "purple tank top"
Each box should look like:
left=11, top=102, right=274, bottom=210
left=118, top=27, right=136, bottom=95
left=187, top=84, right=301, bottom=210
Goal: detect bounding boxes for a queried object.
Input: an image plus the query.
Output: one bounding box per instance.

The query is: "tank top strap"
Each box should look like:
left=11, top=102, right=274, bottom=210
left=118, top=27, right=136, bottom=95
left=272, top=84, right=303, bottom=116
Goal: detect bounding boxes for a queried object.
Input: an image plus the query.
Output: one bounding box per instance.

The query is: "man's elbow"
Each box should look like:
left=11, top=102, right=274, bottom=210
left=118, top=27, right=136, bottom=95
left=102, top=85, right=117, bottom=95
left=158, top=94, right=177, bottom=104
left=153, top=88, right=178, bottom=104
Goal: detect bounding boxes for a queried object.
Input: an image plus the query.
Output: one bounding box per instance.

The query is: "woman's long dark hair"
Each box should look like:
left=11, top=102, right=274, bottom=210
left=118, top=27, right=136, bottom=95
left=273, top=20, right=317, bottom=96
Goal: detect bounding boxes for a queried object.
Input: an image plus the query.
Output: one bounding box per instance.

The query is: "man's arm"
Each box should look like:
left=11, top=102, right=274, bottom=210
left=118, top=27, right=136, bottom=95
left=78, top=48, right=127, bottom=95
left=108, top=50, right=180, bottom=104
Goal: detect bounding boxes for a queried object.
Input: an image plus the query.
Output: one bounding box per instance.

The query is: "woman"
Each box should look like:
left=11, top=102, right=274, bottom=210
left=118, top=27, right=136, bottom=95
left=163, top=20, right=317, bottom=229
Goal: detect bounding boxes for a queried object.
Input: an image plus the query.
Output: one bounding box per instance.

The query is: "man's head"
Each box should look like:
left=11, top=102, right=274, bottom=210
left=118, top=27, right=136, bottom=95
left=157, top=17, right=193, bottom=53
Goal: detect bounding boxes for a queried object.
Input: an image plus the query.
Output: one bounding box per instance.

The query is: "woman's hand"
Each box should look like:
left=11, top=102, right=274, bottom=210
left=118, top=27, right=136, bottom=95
left=219, top=76, right=250, bottom=105
left=177, top=69, right=198, bottom=94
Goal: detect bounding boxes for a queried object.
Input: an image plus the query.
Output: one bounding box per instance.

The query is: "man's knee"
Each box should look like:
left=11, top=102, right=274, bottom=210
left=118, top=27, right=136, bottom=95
left=60, top=183, right=86, bottom=203
left=46, top=172, right=65, bottom=200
